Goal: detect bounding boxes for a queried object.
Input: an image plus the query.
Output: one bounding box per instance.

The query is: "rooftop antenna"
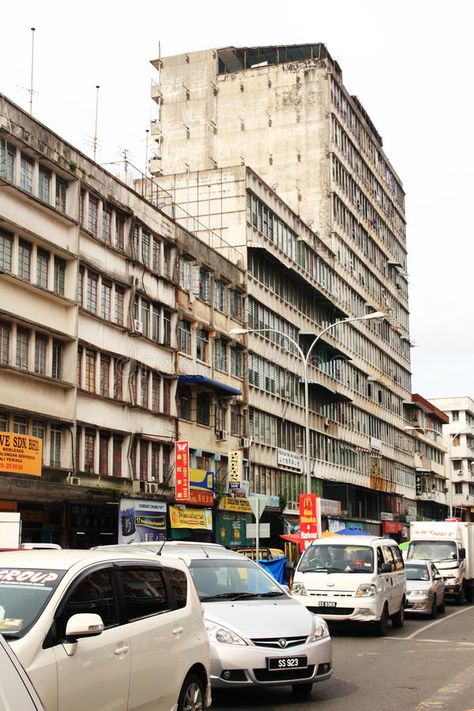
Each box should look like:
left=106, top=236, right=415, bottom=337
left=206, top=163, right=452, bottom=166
left=122, top=148, right=129, bottom=181
left=145, top=128, right=149, bottom=176
left=29, top=27, right=35, bottom=114
left=93, top=85, right=100, bottom=162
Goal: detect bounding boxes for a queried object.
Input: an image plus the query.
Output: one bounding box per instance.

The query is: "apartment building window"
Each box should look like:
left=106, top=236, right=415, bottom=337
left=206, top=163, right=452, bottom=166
left=152, top=237, right=160, bottom=273
left=139, top=441, right=148, bottom=480
left=141, top=230, right=150, bottom=266
left=140, top=300, right=150, bottom=339
left=54, top=257, right=65, bottom=296
left=152, top=374, right=161, bottom=412
left=50, top=427, right=62, bottom=467
left=141, top=368, right=149, bottom=408
left=88, top=196, right=99, bottom=235
left=452, top=411, right=459, bottom=422
left=179, top=387, right=192, bottom=420
left=231, top=347, right=244, bottom=378
left=0, top=322, right=9, bottom=365
left=84, top=430, right=95, bottom=471
left=0, top=230, right=13, bottom=272
left=469, top=484, right=474, bottom=496
left=77, top=346, right=83, bottom=386
left=197, top=394, right=211, bottom=426
left=133, top=295, right=167, bottom=344
left=115, top=287, right=125, bottom=326
left=230, top=290, right=243, bottom=320
left=115, top=213, right=125, bottom=250
left=100, top=355, right=110, bottom=397
left=214, top=338, right=227, bottom=372
left=55, top=178, right=68, bottom=213
left=34, top=334, right=48, bottom=375
left=32, top=420, right=45, bottom=441
left=101, top=280, right=112, bottom=320
left=13, top=416, right=27, bottom=434
left=199, top=268, right=211, bottom=301
left=151, top=444, right=160, bottom=480
left=36, top=249, right=49, bottom=289
left=163, top=310, right=171, bottom=346
left=52, top=340, right=63, bottom=380
left=214, top=281, right=227, bottom=312
left=0, top=412, right=8, bottom=430
left=163, top=245, right=172, bottom=278
left=178, top=319, right=192, bottom=354
left=20, top=154, right=33, bottom=193
left=231, top=406, right=244, bottom=436
left=0, top=139, right=15, bottom=181
left=85, top=349, right=96, bottom=392
left=113, top=437, right=122, bottom=475
left=38, top=167, right=51, bottom=203
left=102, top=205, right=112, bottom=243
left=163, top=377, right=171, bottom=415
left=99, top=434, right=109, bottom=475
left=196, top=329, right=209, bottom=362
left=454, top=482, right=463, bottom=495
left=179, top=258, right=193, bottom=290
left=18, top=239, right=32, bottom=280
left=114, top=360, right=123, bottom=400
left=86, top=272, right=98, bottom=313
left=16, top=329, right=29, bottom=369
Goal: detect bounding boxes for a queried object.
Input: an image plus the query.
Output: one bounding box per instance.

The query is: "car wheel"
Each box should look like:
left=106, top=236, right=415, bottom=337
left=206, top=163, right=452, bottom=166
left=429, top=596, right=437, bottom=619
left=178, top=673, right=204, bottom=711
left=392, top=600, right=405, bottom=628
left=438, top=595, right=446, bottom=614
left=292, top=682, right=313, bottom=697
left=374, top=603, right=389, bottom=636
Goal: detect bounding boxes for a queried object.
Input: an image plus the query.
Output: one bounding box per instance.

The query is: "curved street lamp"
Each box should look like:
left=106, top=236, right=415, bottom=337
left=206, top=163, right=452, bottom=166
left=230, top=311, right=385, bottom=495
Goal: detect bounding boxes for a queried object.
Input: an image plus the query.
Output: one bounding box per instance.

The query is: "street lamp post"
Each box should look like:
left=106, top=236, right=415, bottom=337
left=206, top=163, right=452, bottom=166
left=230, top=311, right=385, bottom=496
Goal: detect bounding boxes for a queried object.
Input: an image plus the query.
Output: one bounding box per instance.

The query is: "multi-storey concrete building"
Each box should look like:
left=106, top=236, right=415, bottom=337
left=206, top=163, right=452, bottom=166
left=0, top=94, right=246, bottom=546
left=149, top=44, right=418, bottom=534
left=431, top=397, right=474, bottom=520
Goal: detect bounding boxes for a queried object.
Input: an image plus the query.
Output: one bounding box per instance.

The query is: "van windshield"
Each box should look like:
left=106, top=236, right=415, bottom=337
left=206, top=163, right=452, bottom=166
left=407, top=540, right=457, bottom=562
left=298, top=544, right=374, bottom=573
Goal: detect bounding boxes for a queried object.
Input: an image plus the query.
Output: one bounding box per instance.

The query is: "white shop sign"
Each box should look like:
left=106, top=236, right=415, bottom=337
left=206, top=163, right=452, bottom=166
left=277, top=448, right=302, bottom=471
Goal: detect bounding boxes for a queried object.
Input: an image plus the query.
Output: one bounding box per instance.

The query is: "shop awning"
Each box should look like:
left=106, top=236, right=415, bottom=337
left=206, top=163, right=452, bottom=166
left=178, top=375, right=241, bottom=396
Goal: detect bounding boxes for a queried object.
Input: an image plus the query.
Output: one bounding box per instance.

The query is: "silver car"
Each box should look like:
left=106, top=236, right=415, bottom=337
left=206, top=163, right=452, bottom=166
left=98, top=542, right=332, bottom=697
left=405, top=558, right=446, bottom=617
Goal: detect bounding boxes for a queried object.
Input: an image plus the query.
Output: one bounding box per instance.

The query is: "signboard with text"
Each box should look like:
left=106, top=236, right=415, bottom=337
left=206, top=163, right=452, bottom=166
left=0, top=432, right=42, bottom=477
left=299, top=494, right=321, bottom=548
left=175, top=441, right=189, bottom=501
left=119, top=498, right=167, bottom=543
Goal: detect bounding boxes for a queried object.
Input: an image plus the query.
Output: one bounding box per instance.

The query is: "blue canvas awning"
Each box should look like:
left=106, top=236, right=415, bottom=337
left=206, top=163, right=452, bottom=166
left=178, top=375, right=241, bottom=397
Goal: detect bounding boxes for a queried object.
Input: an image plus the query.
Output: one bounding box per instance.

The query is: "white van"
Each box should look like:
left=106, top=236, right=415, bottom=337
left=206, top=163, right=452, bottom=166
left=292, top=536, right=406, bottom=635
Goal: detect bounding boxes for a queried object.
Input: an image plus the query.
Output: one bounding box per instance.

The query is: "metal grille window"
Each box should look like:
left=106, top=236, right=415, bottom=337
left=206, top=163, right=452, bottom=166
left=102, top=206, right=112, bottom=243
left=85, top=349, right=96, bottom=392
left=162, top=310, right=171, bottom=346
left=115, top=287, right=124, bottom=325
left=140, top=300, right=150, bottom=338
left=231, top=347, right=244, bottom=378
left=141, top=368, right=149, bottom=408
left=196, top=329, right=209, bottom=362
left=77, top=346, right=83, bottom=386
left=36, top=249, right=49, bottom=289
left=34, top=334, right=48, bottom=375
left=152, top=305, right=160, bottom=342
left=84, top=430, right=95, bottom=471
left=0, top=230, right=13, bottom=272
left=86, top=272, right=98, bottom=313
left=214, top=281, right=227, bottom=312
left=0, top=139, right=15, bottom=181
left=139, top=440, right=148, bottom=479
left=141, top=230, right=150, bottom=266
left=54, top=257, right=65, bottom=296
left=88, top=196, right=99, bottom=234
left=113, top=359, right=123, bottom=400
left=230, top=291, right=244, bottom=320
left=199, top=268, right=211, bottom=301
left=0, top=412, right=8, bottom=431
left=163, top=378, right=171, bottom=415
left=32, top=420, right=45, bottom=441
left=101, top=281, right=112, bottom=320
left=178, top=319, right=192, bottom=354
left=152, top=237, right=160, bottom=273
left=179, top=386, right=192, bottom=420
left=231, top=406, right=244, bottom=436
left=77, top=266, right=84, bottom=307
left=163, top=244, right=172, bottom=278
left=52, top=340, right=63, bottom=380
left=151, top=444, right=160, bottom=480
left=20, top=154, right=33, bottom=193
left=13, top=416, right=27, bottom=434
left=16, top=329, right=29, bottom=369
left=18, top=239, right=32, bottom=281
left=179, top=259, right=193, bottom=290
left=115, top=213, right=125, bottom=250
left=50, top=428, right=62, bottom=467
left=214, top=338, right=228, bottom=372
left=99, top=434, right=109, bottom=475
left=113, top=437, right=122, bottom=475
left=38, top=167, right=51, bottom=203
left=55, top=178, right=67, bottom=213
left=100, top=355, right=110, bottom=397
left=152, top=373, right=161, bottom=412
left=197, top=394, right=211, bottom=426
left=0, top=322, right=10, bottom=365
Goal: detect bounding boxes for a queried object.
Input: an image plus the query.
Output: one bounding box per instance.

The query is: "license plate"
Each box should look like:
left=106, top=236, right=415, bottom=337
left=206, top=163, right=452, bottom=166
left=267, top=656, right=307, bottom=670
left=319, top=601, right=337, bottom=608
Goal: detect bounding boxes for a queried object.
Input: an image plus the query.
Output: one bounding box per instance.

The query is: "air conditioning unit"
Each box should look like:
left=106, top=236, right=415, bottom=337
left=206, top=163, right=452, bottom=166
left=145, top=482, right=159, bottom=495
left=67, top=476, right=81, bottom=486
left=216, top=430, right=227, bottom=441
left=132, top=319, right=143, bottom=334
left=239, top=437, right=251, bottom=449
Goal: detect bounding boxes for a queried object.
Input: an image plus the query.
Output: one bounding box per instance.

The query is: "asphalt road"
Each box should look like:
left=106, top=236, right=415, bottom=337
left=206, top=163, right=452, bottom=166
left=213, top=604, right=474, bottom=711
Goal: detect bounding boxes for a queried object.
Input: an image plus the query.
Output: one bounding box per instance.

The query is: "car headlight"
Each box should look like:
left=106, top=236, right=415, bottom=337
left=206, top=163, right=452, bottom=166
left=310, top=617, right=330, bottom=641
left=355, top=583, right=377, bottom=598
left=292, top=581, right=307, bottom=595
left=205, top=621, right=248, bottom=646
left=408, top=590, right=429, bottom=598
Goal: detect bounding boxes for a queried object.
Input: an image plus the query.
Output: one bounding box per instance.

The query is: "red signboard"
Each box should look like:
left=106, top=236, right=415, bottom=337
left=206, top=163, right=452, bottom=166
left=299, top=494, right=321, bottom=550
left=175, top=441, right=190, bottom=501
left=186, top=489, right=214, bottom=507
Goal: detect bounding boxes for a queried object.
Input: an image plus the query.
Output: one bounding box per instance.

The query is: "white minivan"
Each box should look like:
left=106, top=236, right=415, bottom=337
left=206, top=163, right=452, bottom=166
left=292, top=536, right=406, bottom=635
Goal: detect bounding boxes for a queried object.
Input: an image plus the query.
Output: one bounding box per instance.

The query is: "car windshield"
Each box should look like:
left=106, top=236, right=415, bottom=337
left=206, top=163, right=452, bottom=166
left=0, top=568, right=65, bottom=638
left=405, top=564, right=430, bottom=581
left=189, top=559, right=286, bottom=601
left=408, top=540, right=457, bottom=562
left=298, top=544, right=374, bottom=573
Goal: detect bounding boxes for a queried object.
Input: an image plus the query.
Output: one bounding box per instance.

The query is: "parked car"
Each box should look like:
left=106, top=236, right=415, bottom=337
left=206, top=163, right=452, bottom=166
left=292, top=536, right=406, bottom=635
left=0, top=633, right=45, bottom=711
left=0, top=550, right=211, bottom=711
left=405, top=558, right=446, bottom=617
left=97, top=541, right=332, bottom=697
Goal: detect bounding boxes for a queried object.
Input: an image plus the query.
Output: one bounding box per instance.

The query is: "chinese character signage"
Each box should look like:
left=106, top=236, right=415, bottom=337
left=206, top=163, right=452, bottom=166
left=0, top=432, right=42, bottom=476
left=175, top=440, right=189, bottom=501
left=299, top=494, right=321, bottom=547
left=228, top=450, right=242, bottom=483
left=188, top=468, right=214, bottom=506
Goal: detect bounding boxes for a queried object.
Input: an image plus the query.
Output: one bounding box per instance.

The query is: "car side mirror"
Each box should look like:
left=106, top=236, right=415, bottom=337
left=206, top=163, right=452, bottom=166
left=459, top=548, right=466, bottom=560
left=65, top=613, right=104, bottom=640
left=434, top=574, right=442, bottom=580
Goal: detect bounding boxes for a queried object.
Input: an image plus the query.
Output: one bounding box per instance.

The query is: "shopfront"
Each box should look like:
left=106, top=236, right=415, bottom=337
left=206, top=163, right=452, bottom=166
left=216, top=496, right=253, bottom=548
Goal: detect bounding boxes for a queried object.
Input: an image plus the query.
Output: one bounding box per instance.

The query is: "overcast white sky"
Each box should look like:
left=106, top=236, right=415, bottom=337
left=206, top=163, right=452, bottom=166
left=2, top=0, right=473, bottom=400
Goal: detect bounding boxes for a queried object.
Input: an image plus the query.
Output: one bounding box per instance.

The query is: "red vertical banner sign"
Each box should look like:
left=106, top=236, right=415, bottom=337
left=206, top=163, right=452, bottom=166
left=175, top=441, right=189, bottom=501
left=299, top=494, right=321, bottom=551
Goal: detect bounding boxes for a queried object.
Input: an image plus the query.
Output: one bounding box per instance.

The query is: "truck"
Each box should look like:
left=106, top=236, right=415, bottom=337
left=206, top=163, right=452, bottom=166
left=407, top=520, right=474, bottom=603
left=0, top=512, right=21, bottom=549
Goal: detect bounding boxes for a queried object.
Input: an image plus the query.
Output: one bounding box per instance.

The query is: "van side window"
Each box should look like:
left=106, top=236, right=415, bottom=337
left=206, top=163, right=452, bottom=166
left=120, top=567, right=170, bottom=621
left=381, top=546, right=395, bottom=572
left=392, top=546, right=404, bottom=570
left=166, top=567, right=188, bottom=609
left=376, top=547, right=384, bottom=572
left=57, top=569, right=118, bottom=639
